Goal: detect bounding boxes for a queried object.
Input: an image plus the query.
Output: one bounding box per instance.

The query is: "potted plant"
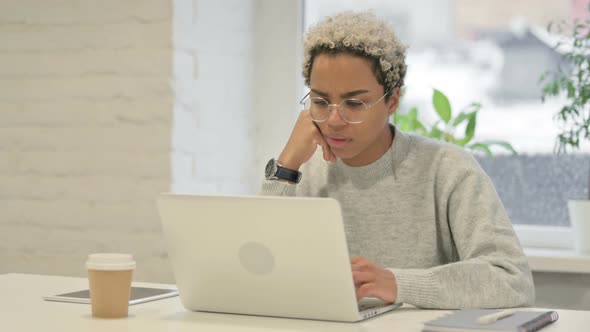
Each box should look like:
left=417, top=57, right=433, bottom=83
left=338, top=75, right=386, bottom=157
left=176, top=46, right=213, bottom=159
left=541, top=12, right=590, bottom=253
left=392, top=88, right=517, bottom=157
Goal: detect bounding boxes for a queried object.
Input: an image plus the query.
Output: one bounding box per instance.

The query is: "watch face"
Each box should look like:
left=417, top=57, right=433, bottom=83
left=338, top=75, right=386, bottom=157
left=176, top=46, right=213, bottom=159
left=265, top=159, right=277, bottom=179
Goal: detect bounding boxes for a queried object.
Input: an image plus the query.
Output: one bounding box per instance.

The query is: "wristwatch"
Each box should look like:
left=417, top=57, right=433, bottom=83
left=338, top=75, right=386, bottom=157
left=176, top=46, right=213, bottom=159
left=265, top=158, right=302, bottom=184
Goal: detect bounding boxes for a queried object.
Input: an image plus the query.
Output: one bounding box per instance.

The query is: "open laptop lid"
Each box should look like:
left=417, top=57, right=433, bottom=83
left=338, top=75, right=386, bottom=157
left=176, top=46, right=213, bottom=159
left=157, top=193, right=388, bottom=322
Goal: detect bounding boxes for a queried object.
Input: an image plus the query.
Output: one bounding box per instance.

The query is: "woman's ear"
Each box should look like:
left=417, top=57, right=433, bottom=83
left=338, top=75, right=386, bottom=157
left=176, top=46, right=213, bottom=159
left=386, top=88, right=401, bottom=116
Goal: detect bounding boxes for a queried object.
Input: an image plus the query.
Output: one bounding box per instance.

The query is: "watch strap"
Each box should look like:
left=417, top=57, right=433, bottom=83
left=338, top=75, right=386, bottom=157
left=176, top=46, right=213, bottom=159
left=275, top=165, right=302, bottom=184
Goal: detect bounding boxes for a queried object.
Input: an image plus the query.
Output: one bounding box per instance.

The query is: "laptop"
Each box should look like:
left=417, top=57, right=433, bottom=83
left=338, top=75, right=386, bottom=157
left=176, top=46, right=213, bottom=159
left=156, top=193, right=401, bottom=322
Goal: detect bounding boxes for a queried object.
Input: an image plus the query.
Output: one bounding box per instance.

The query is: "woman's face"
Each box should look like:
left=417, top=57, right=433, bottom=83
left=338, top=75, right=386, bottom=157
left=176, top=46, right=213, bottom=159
left=309, top=53, right=399, bottom=166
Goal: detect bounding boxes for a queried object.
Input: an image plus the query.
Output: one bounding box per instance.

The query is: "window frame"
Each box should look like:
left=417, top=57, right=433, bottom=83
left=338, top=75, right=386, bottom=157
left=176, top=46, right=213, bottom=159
left=513, top=224, right=574, bottom=249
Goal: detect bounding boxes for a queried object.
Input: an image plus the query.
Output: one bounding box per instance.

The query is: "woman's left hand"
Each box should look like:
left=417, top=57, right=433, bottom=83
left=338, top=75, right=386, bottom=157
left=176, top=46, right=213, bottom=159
left=351, top=256, right=397, bottom=303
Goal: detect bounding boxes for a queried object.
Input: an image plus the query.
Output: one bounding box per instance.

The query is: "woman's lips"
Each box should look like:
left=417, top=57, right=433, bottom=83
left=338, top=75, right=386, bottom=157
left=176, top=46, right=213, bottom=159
left=326, top=136, right=351, bottom=148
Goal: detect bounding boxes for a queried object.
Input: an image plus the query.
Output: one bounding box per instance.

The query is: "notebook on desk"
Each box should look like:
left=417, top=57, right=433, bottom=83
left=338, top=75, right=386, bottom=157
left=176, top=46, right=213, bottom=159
left=156, top=193, right=401, bottom=322
left=423, top=309, right=559, bottom=332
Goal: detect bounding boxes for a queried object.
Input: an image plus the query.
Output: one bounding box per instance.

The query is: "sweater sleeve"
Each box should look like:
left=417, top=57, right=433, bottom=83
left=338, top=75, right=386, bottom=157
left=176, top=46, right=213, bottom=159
left=259, top=179, right=297, bottom=196
left=389, top=151, right=535, bottom=309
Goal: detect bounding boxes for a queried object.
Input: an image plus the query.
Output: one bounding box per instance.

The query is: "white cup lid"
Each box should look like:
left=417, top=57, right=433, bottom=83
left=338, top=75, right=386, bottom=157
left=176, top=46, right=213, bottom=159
left=86, top=253, right=136, bottom=271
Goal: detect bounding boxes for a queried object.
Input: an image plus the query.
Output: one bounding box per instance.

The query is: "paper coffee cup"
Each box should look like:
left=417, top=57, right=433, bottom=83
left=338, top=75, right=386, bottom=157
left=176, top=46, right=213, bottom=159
left=86, top=253, right=136, bottom=318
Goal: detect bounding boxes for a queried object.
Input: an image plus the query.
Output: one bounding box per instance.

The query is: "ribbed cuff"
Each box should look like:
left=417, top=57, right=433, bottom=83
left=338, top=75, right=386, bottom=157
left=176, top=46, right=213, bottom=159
left=259, top=180, right=297, bottom=196
left=388, top=268, right=440, bottom=308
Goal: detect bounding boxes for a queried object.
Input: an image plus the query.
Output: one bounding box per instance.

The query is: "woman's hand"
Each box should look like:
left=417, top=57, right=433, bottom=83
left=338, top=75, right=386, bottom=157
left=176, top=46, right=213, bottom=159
left=351, top=256, right=397, bottom=303
left=278, top=110, right=336, bottom=170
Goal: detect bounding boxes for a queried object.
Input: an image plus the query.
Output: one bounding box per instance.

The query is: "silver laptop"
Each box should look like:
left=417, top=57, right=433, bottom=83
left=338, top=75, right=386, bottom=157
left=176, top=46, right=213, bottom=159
left=156, top=193, right=401, bottom=322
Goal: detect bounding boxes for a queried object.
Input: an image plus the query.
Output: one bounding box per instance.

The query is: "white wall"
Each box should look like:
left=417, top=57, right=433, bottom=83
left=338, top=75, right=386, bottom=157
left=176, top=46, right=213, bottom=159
left=172, top=0, right=257, bottom=194
left=172, top=0, right=302, bottom=194
left=0, top=0, right=175, bottom=282
left=0, top=0, right=302, bottom=283
left=253, top=0, right=304, bottom=185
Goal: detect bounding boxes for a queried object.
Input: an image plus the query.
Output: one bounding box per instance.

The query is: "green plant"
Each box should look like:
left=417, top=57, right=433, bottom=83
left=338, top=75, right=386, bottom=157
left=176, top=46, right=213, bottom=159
left=540, top=13, right=590, bottom=153
left=392, top=89, right=517, bottom=158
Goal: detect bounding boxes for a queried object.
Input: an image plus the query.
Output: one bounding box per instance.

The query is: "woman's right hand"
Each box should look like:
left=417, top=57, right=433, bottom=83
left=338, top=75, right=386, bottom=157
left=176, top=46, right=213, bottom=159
left=277, top=110, right=336, bottom=170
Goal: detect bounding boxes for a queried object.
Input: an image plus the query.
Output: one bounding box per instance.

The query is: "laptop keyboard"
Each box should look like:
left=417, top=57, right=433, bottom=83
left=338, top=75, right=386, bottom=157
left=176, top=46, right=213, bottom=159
left=358, top=302, right=378, bottom=311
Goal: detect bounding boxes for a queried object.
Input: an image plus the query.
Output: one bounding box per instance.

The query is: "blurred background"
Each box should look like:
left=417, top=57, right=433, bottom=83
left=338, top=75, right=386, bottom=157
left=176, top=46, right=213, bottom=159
left=1, top=0, right=589, bottom=309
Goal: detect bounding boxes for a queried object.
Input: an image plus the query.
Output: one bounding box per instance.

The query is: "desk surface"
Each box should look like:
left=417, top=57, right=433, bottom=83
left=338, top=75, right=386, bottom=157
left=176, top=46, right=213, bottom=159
left=2, top=273, right=589, bottom=331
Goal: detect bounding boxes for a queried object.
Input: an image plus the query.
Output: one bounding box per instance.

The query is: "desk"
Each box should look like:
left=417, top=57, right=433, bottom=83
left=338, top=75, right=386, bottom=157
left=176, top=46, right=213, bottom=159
left=2, top=273, right=589, bottom=331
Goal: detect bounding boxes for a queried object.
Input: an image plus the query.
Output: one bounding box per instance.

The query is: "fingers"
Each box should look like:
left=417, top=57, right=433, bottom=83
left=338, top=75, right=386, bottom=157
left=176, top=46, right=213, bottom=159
left=356, top=282, right=375, bottom=301
left=351, top=256, right=374, bottom=272
left=351, top=257, right=397, bottom=303
left=353, top=270, right=397, bottom=303
left=317, top=135, right=336, bottom=163
left=353, top=270, right=375, bottom=287
left=351, top=256, right=363, bottom=264
left=351, top=257, right=377, bottom=300
left=318, top=136, right=330, bottom=161
left=356, top=281, right=396, bottom=303
left=280, top=111, right=332, bottom=169
left=355, top=277, right=395, bottom=303
left=311, top=122, right=336, bottom=163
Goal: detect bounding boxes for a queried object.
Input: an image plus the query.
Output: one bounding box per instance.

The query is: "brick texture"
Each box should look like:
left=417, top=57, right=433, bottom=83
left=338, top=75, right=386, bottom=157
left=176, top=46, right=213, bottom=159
left=0, top=0, right=174, bottom=282
left=1, top=0, right=291, bottom=284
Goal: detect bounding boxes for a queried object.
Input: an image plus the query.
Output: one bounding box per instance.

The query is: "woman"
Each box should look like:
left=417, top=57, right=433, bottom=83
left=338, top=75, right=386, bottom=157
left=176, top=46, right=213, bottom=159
left=261, top=11, right=534, bottom=309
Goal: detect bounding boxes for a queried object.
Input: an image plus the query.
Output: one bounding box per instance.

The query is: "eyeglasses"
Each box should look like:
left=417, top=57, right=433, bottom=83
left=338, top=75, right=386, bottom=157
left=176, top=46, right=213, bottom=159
left=299, top=92, right=389, bottom=124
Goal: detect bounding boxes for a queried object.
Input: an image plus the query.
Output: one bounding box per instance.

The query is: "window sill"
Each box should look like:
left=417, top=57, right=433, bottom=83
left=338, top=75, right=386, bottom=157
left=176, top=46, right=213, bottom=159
left=524, top=248, right=590, bottom=274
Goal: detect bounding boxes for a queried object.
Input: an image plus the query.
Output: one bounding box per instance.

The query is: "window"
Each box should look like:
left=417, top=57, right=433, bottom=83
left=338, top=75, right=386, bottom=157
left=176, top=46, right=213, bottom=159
left=304, top=0, right=590, bottom=248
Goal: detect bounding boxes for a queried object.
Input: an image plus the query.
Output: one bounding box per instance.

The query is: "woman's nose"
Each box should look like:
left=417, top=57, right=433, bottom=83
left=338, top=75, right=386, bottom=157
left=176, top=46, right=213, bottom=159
left=326, top=105, right=348, bottom=126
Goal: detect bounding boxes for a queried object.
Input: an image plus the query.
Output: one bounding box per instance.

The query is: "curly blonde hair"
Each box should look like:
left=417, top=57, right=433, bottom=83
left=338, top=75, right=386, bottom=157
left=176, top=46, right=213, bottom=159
left=302, top=11, right=407, bottom=94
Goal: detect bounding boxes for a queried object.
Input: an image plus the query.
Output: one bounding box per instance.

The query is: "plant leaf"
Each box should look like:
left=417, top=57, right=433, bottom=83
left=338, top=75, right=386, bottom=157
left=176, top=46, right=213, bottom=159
left=478, top=140, right=518, bottom=155
left=452, top=111, right=470, bottom=127
left=429, top=126, right=443, bottom=139
left=552, top=81, right=559, bottom=94
left=464, top=102, right=482, bottom=113
left=396, top=114, right=412, bottom=132
left=464, top=112, right=477, bottom=139
left=469, top=143, right=494, bottom=158
left=415, top=119, right=428, bottom=135
left=404, top=108, right=416, bottom=132
left=393, top=107, right=429, bottom=135
left=432, top=89, right=452, bottom=124
left=567, top=81, right=576, bottom=98
left=456, top=112, right=477, bottom=145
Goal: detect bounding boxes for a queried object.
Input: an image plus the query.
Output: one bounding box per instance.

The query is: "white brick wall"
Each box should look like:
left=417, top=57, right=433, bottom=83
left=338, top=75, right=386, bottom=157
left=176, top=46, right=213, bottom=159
left=171, top=0, right=302, bottom=195
left=0, top=0, right=175, bottom=282
left=1, top=0, right=302, bottom=284
left=172, top=0, right=257, bottom=195
left=253, top=0, right=303, bottom=182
